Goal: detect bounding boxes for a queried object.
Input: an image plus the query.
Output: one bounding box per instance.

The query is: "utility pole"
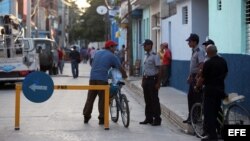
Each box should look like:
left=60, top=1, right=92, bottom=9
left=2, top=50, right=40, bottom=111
left=26, top=0, right=31, bottom=38
left=11, top=0, right=17, bottom=17
left=61, top=2, right=65, bottom=47
left=105, top=12, right=110, bottom=40
left=127, top=0, right=133, bottom=75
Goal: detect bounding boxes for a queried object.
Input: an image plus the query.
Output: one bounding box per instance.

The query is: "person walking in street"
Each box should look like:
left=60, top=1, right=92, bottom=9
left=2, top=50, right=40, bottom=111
left=83, top=40, right=127, bottom=125
left=161, top=42, right=171, bottom=86
left=80, top=46, right=88, bottom=64
left=140, top=39, right=162, bottom=126
left=196, top=45, right=228, bottom=141
left=69, top=46, right=80, bottom=78
left=89, top=47, right=96, bottom=66
left=119, top=44, right=126, bottom=65
left=57, top=47, right=64, bottom=74
left=183, top=33, right=205, bottom=124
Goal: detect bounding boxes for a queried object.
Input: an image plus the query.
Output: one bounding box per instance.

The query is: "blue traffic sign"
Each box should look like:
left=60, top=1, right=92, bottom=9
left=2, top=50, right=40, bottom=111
left=22, top=71, right=54, bottom=103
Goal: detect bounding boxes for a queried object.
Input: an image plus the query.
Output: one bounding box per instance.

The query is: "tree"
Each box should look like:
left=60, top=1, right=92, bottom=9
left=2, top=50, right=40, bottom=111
left=68, top=0, right=106, bottom=44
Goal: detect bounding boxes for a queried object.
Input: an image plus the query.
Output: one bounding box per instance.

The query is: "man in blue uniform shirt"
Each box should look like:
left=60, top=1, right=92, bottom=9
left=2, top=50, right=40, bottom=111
left=140, top=39, right=162, bottom=126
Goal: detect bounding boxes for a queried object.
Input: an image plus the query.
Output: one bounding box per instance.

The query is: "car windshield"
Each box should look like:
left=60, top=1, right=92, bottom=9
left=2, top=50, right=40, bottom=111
left=34, top=40, right=52, bottom=52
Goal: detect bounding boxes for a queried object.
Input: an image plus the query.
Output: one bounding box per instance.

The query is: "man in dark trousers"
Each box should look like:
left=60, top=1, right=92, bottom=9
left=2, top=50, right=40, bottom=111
left=197, top=45, right=228, bottom=141
left=183, top=33, right=205, bottom=124
left=83, top=40, right=127, bottom=125
left=69, top=46, right=80, bottom=78
left=140, top=39, right=162, bottom=126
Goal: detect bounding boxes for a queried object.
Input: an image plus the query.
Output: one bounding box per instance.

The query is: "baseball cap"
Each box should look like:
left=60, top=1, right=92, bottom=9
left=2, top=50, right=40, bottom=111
left=202, top=39, right=215, bottom=46
left=186, top=33, right=199, bottom=42
left=141, top=39, right=153, bottom=46
left=105, top=40, right=118, bottom=48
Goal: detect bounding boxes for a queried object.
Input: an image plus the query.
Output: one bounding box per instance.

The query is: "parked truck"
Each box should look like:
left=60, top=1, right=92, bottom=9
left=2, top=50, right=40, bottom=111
left=0, top=14, right=40, bottom=85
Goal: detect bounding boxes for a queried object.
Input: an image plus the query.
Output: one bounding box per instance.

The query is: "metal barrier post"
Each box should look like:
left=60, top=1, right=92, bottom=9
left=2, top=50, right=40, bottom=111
left=15, top=83, right=21, bottom=130
left=15, top=84, right=110, bottom=130
left=104, top=86, right=110, bottom=130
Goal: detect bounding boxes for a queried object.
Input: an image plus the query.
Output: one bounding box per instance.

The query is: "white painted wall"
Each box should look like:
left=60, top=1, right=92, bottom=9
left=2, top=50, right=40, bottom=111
left=161, top=1, right=192, bottom=61
left=192, top=0, right=208, bottom=48
left=161, top=0, right=208, bottom=61
left=150, top=0, right=160, bottom=52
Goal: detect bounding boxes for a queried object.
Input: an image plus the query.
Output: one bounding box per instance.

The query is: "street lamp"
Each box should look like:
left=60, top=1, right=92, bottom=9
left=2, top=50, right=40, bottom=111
left=96, top=5, right=109, bottom=40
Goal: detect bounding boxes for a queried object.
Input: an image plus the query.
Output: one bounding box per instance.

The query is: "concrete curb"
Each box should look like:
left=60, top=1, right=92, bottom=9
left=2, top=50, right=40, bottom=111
left=125, top=80, right=194, bottom=134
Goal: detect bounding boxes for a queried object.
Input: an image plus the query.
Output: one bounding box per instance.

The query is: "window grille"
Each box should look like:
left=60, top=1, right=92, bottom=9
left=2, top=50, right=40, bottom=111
left=182, top=6, right=188, bottom=24
left=246, top=0, right=250, bottom=53
left=217, top=0, right=222, bottom=10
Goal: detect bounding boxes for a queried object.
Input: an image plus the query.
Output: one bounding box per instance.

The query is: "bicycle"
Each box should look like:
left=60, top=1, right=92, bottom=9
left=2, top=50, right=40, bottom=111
left=190, top=92, right=250, bottom=138
left=109, top=81, right=130, bottom=127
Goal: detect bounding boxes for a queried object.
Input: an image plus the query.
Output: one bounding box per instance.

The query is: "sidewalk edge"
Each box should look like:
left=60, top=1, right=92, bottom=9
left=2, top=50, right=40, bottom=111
left=125, top=80, right=194, bottom=134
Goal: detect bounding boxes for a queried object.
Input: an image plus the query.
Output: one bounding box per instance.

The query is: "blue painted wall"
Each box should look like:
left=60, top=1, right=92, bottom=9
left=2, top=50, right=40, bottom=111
left=170, top=53, right=250, bottom=111
left=170, top=60, right=190, bottom=92
left=222, top=54, right=250, bottom=110
left=0, top=0, right=11, bottom=14
left=110, top=21, right=119, bottom=45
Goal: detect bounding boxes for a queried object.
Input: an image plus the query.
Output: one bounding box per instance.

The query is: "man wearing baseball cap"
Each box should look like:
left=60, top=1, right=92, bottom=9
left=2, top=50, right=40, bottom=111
left=83, top=40, right=127, bottom=125
left=140, top=39, right=162, bottom=126
left=203, top=39, right=215, bottom=60
left=202, top=39, right=214, bottom=46
left=183, top=33, right=206, bottom=124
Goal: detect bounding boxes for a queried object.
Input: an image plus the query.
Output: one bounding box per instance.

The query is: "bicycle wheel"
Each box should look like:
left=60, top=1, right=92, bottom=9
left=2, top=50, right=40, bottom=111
left=190, top=103, right=205, bottom=138
left=110, top=96, right=119, bottom=122
left=120, top=94, right=130, bottom=127
left=225, top=104, right=250, bottom=125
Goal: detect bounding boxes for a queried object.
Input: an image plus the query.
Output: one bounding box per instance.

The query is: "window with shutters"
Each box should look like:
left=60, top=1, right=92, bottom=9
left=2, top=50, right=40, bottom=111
left=182, top=6, right=188, bottom=24
left=246, top=0, right=250, bottom=54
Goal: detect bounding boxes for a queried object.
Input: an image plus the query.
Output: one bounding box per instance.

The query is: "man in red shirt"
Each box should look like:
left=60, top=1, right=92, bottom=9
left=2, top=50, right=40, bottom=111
left=161, top=43, right=171, bottom=86
left=57, top=48, right=64, bottom=74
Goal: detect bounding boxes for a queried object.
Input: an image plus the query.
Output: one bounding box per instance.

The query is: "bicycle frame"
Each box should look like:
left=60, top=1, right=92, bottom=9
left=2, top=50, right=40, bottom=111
left=110, top=81, right=130, bottom=127
left=191, top=92, right=250, bottom=138
left=114, top=84, right=123, bottom=111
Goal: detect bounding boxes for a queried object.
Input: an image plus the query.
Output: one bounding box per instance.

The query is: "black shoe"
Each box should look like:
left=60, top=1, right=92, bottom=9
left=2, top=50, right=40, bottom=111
left=139, top=119, right=153, bottom=124
left=151, top=121, right=161, bottom=126
left=99, top=119, right=104, bottom=125
left=183, top=118, right=191, bottom=124
left=84, top=116, right=91, bottom=124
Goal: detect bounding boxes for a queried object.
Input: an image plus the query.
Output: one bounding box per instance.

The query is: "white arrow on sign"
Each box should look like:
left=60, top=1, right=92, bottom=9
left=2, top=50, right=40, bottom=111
left=29, top=84, right=48, bottom=92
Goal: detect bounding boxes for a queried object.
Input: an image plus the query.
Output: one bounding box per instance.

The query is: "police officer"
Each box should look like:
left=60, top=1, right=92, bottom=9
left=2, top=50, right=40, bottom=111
left=183, top=33, right=205, bottom=124
left=69, top=46, right=80, bottom=78
left=139, top=39, right=162, bottom=126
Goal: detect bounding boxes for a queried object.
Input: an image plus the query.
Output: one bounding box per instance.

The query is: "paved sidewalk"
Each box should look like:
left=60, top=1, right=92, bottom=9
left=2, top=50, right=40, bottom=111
left=125, top=77, right=194, bottom=134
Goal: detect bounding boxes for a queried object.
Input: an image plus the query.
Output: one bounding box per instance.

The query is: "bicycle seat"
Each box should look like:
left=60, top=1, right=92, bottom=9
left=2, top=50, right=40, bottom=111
left=223, top=93, right=245, bottom=105
left=117, top=81, right=125, bottom=85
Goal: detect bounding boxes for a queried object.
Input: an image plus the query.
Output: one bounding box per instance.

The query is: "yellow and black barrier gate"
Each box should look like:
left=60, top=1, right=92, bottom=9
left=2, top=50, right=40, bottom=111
left=15, top=84, right=110, bottom=130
